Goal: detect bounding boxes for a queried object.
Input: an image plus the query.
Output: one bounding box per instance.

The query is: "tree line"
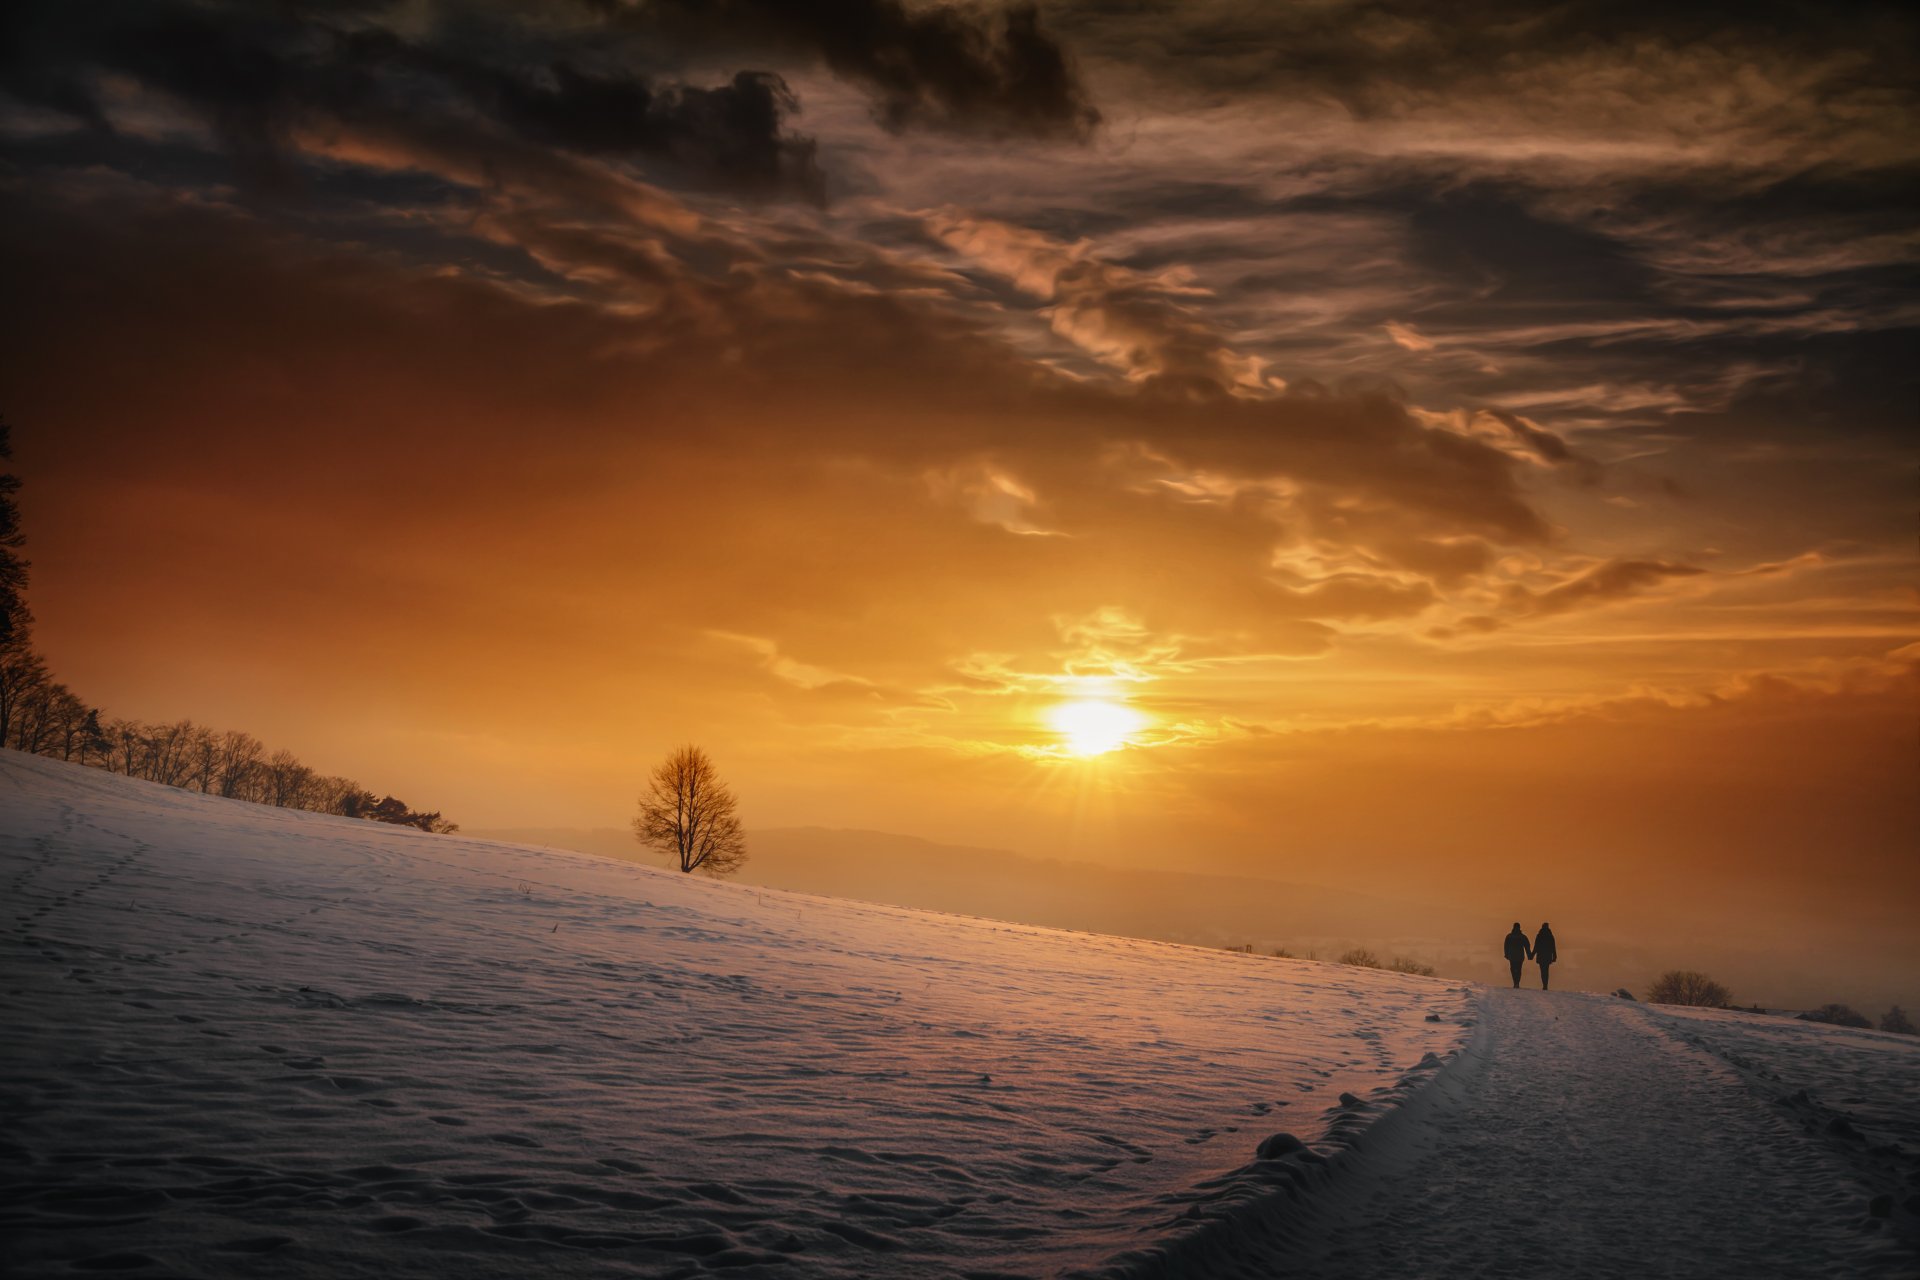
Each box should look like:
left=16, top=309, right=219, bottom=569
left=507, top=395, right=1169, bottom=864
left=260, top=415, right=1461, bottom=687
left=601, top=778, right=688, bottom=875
left=0, top=421, right=456, bottom=832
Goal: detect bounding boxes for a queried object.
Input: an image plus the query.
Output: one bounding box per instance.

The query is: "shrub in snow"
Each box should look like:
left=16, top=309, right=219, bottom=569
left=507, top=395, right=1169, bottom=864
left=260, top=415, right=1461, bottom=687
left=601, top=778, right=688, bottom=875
left=1881, top=1006, right=1915, bottom=1035
left=1614, top=988, right=1636, bottom=1000
left=1797, top=1004, right=1871, bottom=1029
left=1256, top=1132, right=1308, bottom=1160
left=1337, top=948, right=1381, bottom=969
left=1646, top=970, right=1731, bottom=1007
left=1387, top=957, right=1437, bottom=976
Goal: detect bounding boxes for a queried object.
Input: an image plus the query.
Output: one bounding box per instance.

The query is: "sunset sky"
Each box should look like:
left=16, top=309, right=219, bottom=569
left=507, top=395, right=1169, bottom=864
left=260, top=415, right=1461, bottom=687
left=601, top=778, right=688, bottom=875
left=3, top=2, right=1914, bottom=963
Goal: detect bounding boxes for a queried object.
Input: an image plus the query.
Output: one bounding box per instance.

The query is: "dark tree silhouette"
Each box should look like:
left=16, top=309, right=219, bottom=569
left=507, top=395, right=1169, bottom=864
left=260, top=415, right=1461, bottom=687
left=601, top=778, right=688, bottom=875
left=1646, top=970, right=1732, bottom=1007
left=633, top=745, right=747, bottom=876
left=1882, top=1006, right=1916, bottom=1035
left=1797, top=1003, right=1871, bottom=1028
left=0, top=419, right=28, bottom=646
left=0, top=643, right=48, bottom=744
left=0, top=413, right=457, bottom=830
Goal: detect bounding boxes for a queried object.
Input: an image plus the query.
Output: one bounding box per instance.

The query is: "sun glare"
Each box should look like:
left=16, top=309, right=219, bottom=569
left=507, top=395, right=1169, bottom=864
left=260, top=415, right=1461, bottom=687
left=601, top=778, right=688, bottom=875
left=1048, top=699, right=1146, bottom=757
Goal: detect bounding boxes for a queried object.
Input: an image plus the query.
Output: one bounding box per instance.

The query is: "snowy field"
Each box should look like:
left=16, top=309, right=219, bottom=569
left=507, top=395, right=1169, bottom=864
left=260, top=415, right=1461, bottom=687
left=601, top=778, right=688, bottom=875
left=1647, top=1002, right=1920, bottom=1158
left=4, top=750, right=1915, bottom=1278
left=0, top=752, right=1468, bottom=1278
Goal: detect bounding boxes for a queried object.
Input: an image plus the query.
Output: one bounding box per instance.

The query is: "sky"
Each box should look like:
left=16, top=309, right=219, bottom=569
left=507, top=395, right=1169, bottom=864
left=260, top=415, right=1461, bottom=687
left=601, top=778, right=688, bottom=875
left=2, top=1, right=1915, bottom=983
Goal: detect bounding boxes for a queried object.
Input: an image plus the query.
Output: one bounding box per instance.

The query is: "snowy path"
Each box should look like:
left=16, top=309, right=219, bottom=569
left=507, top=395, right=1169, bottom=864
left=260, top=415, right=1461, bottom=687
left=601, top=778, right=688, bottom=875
left=1243, top=990, right=1915, bottom=1280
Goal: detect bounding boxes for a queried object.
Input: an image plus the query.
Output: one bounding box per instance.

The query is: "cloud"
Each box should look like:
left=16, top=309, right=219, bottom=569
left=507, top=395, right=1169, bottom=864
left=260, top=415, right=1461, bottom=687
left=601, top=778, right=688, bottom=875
left=1384, top=320, right=1434, bottom=352
left=927, top=212, right=1258, bottom=392
left=924, top=463, right=1064, bottom=537
left=1048, top=0, right=1914, bottom=173
left=467, top=65, right=825, bottom=203
left=1268, top=571, right=1437, bottom=623
left=629, top=0, right=1100, bottom=139
left=707, top=630, right=949, bottom=711
left=1491, top=558, right=1707, bottom=624
left=1, top=0, right=826, bottom=200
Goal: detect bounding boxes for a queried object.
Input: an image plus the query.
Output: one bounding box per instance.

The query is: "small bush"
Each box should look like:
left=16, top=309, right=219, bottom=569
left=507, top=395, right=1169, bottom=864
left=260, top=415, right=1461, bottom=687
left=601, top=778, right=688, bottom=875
left=1388, top=957, right=1437, bottom=977
left=1338, top=948, right=1381, bottom=969
left=1271, top=948, right=1295, bottom=959
left=1798, top=1003, right=1872, bottom=1029
left=1646, top=970, right=1731, bottom=1008
left=1882, top=1006, right=1916, bottom=1035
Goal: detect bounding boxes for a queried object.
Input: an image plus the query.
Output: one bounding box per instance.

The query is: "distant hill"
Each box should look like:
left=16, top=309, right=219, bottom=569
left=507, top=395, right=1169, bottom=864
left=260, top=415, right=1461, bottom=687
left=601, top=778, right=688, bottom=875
left=467, top=824, right=1478, bottom=958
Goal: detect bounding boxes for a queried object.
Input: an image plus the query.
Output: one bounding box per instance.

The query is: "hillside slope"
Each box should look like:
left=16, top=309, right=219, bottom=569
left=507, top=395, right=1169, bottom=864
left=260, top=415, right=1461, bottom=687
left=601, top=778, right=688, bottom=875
left=0, top=752, right=1465, bottom=1277
left=471, top=823, right=1465, bottom=955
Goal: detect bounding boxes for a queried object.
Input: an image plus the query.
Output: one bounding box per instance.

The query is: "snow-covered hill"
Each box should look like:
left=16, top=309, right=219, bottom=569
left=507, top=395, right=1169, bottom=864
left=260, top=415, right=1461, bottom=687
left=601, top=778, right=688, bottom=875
left=3, top=750, right=1914, bottom=1278
left=0, top=751, right=1464, bottom=1277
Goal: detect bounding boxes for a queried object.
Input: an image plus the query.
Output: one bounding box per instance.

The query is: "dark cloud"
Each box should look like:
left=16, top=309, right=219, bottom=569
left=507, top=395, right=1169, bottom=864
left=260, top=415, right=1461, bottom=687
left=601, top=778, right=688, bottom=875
left=1401, top=186, right=1658, bottom=311
left=624, top=0, right=1100, bottom=139
left=466, top=64, right=824, bottom=202
left=1504, top=559, right=1705, bottom=620
left=1050, top=0, right=1917, bottom=114
left=0, top=0, right=823, bottom=200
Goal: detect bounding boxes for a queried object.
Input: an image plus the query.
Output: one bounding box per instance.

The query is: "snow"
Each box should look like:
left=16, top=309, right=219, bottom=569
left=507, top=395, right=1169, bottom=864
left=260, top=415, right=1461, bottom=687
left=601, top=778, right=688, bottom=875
left=1219, top=991, right=1920, bottom=1278
left=0, top=751, right=1467, bottom=1277
left=5, top=751, right=1915, bottom=1278
left=1644, top=1002, right=1920, bottom=1159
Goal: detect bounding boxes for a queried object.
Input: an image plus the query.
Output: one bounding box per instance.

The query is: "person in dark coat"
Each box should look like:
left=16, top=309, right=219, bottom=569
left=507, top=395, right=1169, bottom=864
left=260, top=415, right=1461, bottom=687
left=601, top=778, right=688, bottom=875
left=1534, top=923, right=1558, bottom=990
left=1502, top=923, right=1532, bottom=988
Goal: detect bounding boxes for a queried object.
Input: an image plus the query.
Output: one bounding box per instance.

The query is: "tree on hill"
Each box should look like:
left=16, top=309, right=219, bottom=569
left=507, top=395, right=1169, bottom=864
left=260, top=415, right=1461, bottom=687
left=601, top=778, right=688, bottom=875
left=1797, top=1003, right=1871, bottom=1028
left=359, top=793, right=459, bottom=833
left=634, top=745, right=747, bottom=877
left=0, top=643, right=49, bottom=744
left=0, top=413, right=457, bottom=828
left=1646, top=970, right=1731, bottom=1007
left=1882, top=1007, right=1915, bottom=1035
left=0, top=418, right=28, bottom=646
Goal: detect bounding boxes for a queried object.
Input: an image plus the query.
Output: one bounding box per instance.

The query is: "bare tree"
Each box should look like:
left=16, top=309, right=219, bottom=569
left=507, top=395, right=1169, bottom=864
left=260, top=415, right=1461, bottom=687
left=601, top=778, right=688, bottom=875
left=212, top=730, right=265, bottom=799
left=0, top=640, right=48, bottom=744
left=7, top=674, right=60, bottom=753
left=307, top=774, right=361, bottom=816
left=47, top=689, right=94, bottom=761
left=0, top=419, right=30, bottom=646
left=142, top=720, right=199, bottom=787
left=104, top=718, right=141, bottom=775
left=633, top=745, right=747, bottom=877
left=183, top=723, right=220, bottom=793
left=261, top=748, right=313, bottom=808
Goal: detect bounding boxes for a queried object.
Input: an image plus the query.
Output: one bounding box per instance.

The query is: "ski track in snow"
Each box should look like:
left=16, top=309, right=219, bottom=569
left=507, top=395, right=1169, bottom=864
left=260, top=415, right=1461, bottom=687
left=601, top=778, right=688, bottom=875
left=0, top=752, right=1467, bottom=1278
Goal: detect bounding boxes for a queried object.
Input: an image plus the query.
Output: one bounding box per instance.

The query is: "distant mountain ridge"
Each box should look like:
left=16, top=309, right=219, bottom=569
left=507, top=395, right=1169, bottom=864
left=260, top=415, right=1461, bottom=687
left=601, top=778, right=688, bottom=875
left=467, top=824, right=1472, bottom=957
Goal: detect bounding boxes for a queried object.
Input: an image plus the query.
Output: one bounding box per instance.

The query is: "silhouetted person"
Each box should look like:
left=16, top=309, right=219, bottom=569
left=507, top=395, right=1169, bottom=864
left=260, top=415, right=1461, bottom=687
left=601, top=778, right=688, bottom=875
left=1502, top=923, right=1532, bottom=988
left=1534, top=922, right=1557, bottom=990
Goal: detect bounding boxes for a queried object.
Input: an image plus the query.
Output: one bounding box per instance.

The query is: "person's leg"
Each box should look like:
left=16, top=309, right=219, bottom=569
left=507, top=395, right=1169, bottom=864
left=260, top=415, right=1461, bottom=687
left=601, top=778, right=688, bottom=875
left=1509, top=959, right=1522, bottom=988
left=1541, top=962, right=1551, bottom=990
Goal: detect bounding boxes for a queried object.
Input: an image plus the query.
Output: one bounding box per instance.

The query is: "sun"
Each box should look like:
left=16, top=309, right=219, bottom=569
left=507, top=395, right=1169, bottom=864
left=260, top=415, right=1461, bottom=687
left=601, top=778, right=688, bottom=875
left=1048, top=698, right=1146, bottom=757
